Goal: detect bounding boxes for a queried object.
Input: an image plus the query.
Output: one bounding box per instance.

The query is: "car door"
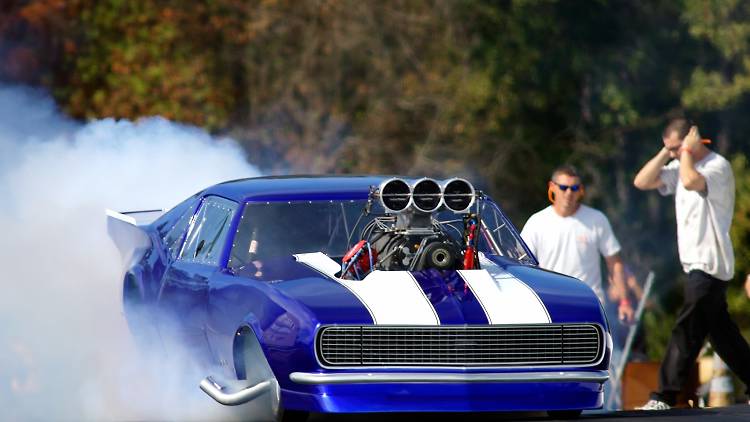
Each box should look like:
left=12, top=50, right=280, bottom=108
left=157, top=195, right=238, bottom=363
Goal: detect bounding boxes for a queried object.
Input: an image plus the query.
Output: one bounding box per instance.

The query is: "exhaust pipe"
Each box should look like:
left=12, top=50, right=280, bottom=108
left=199, top=376, right=274, bottom=406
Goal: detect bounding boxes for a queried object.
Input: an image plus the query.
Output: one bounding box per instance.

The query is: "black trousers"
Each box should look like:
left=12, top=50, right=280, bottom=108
left=652, top=270, right=750, bottom=405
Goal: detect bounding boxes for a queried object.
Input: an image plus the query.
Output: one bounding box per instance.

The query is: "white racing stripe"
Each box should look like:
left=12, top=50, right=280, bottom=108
left=294, top=252, right=440, bottom=325
left=294, top=252, right=341, bottom=278
left=458, top=255, right=550, bottom=324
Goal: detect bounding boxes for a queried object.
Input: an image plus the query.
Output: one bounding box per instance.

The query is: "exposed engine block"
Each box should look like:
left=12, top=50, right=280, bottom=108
left=342, top=177, right=479, bottom=278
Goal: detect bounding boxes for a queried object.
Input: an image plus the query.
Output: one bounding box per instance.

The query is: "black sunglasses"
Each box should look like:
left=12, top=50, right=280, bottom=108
left=552, top=181, right=582, bottom=192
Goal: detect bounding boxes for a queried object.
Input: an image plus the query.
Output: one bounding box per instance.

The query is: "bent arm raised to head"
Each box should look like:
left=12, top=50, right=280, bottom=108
left=678, top=150, right=707, bottom=192
left=634, top=148, right=671, bottom=190
left=678, top=127, right=707, bottom=192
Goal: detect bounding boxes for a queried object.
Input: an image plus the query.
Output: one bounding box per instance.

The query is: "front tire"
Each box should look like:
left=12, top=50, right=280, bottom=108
left=547, top=410, right=583, bottom=419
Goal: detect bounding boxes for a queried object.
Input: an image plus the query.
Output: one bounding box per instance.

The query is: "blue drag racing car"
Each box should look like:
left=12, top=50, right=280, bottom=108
left=107, top=176, right=611, bottom=421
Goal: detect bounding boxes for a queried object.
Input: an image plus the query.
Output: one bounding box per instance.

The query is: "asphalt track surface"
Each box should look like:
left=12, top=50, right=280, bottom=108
left=306, top=404, right=750, bottom=422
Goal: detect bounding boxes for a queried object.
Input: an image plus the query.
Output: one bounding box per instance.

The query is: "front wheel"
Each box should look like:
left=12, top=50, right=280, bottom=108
left=547, top=410, right=582, bottom=420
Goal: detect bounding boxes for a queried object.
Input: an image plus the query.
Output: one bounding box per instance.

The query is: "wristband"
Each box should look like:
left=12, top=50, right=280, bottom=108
left=681, top=146, right=693, bottom=155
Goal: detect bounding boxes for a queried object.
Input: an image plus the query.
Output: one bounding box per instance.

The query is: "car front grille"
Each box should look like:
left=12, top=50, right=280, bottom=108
left=317, top=324, right=603, bottom=367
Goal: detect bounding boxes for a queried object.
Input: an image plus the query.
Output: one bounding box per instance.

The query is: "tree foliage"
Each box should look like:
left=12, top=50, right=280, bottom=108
left=681, top=0, right=750, bottom=111
left=729, top=155, right=750, bottom=338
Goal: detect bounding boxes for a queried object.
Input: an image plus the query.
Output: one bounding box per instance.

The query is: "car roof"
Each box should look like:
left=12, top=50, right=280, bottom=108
left=203, top=175, right=394, bottom=202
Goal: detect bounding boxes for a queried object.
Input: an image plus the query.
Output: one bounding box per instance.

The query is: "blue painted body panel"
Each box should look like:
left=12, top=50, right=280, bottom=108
left=208, top=175, right=386, bottom=203
left=123, top=176, right=611, bottom=413
left=411, top=269, right=490, bottom=324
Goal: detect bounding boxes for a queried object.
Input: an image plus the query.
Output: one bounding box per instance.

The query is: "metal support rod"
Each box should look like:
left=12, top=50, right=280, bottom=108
left=606, top=270, right=655, bottom=410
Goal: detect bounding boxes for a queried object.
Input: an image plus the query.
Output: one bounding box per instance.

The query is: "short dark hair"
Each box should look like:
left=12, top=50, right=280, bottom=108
left=551, top=164, right=581, bottom=182
left=663, top=118, right=691, bottom=140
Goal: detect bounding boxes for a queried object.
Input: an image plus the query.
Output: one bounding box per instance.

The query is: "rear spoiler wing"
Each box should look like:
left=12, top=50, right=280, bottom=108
left=106, top=209, right=162, bottom=269
left=111, top=209, right=164, bottom=225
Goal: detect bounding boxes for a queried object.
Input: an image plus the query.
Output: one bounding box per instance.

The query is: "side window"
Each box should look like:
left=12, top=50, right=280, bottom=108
left=479, top=201, right=535, bottom=265
left=157, top=196, right=200, bottom=259
left=179, top=196, right=237, bottom=265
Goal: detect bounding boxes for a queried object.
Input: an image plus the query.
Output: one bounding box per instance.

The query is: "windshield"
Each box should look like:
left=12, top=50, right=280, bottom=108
left=227, top=198, right=535, bottom=272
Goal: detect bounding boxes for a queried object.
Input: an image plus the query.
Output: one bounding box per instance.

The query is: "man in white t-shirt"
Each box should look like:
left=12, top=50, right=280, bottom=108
left=521, top=165, right=634, bottom=322
left=633, top=118, right=750, bottom=410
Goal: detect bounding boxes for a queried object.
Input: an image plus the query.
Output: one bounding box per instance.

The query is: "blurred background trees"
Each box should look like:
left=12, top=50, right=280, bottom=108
left=2, top=0, right=750, bottom=357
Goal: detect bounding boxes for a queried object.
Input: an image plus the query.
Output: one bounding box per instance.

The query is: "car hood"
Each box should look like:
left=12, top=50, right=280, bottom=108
left=275, top=253, right=606, bottom=327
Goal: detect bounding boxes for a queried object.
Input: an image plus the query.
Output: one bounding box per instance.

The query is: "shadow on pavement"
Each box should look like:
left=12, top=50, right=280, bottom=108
left=308, top=404, right=750, bottom=422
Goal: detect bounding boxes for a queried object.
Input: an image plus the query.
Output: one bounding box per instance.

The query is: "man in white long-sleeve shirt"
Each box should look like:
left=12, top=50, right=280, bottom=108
left=633, top=118, right=750, bottom=410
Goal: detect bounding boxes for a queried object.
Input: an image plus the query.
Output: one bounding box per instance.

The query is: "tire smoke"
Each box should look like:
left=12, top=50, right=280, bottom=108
left=0, top=84, right=261, bottom=421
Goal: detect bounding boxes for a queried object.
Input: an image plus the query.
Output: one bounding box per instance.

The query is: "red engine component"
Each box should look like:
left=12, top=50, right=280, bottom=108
left=463, top=220, right=478, bottom=270
left=342, top=240, right=378, bottom=279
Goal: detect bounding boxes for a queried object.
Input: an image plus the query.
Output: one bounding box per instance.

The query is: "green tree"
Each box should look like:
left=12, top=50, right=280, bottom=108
left=682, top=0, right=750, bottom=113
left=55, top=0, right=248, bottom=128
left=729, top=154, right=750, bottom=337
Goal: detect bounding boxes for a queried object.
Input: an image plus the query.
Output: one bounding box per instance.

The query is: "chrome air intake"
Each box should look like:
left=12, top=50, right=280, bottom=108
left=442, top=178, right=475, bottom=212
left=379, top=177, right=476, bottom=214
left=411, top=178, right=442, bottom=213
left=379, top=178, right=412, bottom=213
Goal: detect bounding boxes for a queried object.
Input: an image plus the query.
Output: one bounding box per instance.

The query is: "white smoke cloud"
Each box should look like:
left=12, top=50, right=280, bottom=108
left=0, top=84, right=263, bottom=421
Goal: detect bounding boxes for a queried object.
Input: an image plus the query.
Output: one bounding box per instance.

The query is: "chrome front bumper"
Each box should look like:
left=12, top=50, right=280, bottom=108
left=290, top=370, right=609, bottom=385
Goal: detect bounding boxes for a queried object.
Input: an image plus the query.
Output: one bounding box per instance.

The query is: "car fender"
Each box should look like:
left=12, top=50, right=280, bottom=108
left=232, top=318, right=266, bottom=380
